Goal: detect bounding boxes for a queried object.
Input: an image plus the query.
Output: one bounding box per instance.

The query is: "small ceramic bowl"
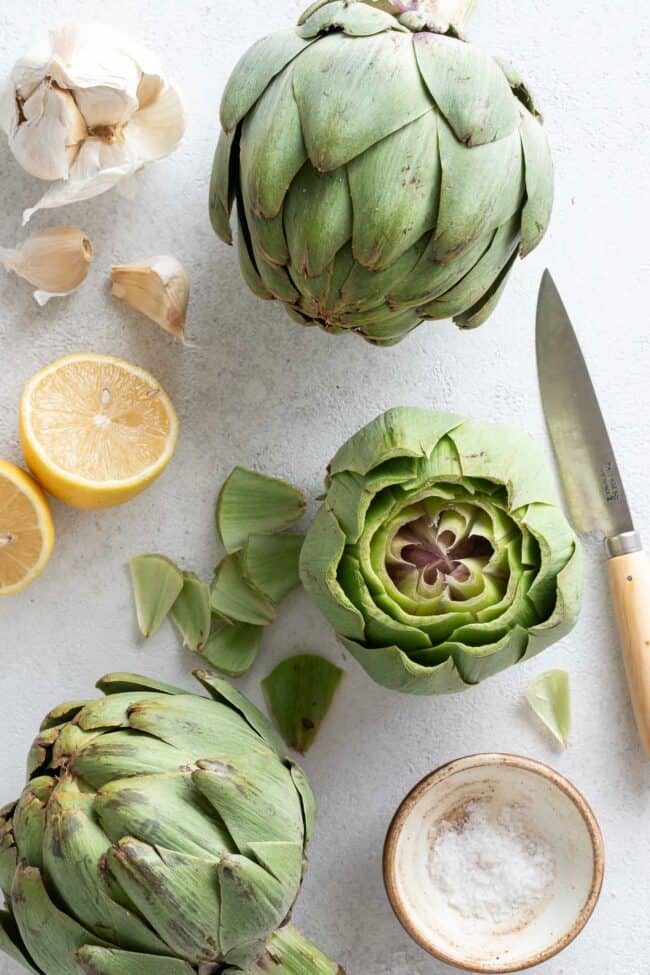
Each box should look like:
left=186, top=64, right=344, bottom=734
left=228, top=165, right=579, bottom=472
left=383, top=754, right=604, bottom=973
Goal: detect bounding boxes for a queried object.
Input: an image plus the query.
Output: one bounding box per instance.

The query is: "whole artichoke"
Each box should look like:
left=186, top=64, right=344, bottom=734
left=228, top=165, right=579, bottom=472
left=299, top=408, right=582, bottom=693
left=0, top=672, right=340, bottom=975
left=210, top=0, right=553, bottom=346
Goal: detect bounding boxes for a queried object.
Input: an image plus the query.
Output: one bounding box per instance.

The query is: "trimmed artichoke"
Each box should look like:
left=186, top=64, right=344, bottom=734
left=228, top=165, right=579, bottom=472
left=299, top=409, right=582, bottom=693
left=0, top=672, right=341, bottom=975
left=210, top=0, right=553, bottom=346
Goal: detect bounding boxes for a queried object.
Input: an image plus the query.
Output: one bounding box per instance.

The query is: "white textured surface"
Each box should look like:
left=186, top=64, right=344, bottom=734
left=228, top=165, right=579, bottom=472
left=0, top=2, right=649, bottom=973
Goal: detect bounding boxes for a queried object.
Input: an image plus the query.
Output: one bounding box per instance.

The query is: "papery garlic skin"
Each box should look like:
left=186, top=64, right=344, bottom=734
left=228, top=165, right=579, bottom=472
left=0, top=226, right=93, bottom=304
left=1, top=23, right=185, bottom=223
left=110, top=256, right=190, bottom=341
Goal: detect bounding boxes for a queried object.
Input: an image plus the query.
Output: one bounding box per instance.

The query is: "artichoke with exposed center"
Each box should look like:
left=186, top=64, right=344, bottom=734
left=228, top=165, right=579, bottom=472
left=299, top=409, right=582, bottom=693
left=210, top=0, right=553, bottom=346
left=0, top=671, right=342, bottom=975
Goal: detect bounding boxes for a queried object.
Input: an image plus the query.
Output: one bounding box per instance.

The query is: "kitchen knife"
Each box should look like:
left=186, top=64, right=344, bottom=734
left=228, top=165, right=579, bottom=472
left=536, top=270, right=650, bottom=756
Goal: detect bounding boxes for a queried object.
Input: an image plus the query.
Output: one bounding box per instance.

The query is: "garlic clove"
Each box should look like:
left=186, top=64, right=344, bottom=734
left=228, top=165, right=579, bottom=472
left=0, top=226, right=93, bottom=303
left=10, top=81, right=87, bottom=180
left=22, top=138, right=139, bottom=223
left=110, top=256, right=190, bottom=341
left=125, top=84, right=184, bottom=163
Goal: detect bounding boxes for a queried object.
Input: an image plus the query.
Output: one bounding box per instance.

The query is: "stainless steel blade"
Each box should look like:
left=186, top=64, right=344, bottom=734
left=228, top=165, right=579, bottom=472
left=536, top=270, right=635, bottom=539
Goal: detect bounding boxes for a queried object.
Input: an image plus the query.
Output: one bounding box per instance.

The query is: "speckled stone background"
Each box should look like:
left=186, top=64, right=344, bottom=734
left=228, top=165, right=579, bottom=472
left=1, top=2, right=649, bottom=973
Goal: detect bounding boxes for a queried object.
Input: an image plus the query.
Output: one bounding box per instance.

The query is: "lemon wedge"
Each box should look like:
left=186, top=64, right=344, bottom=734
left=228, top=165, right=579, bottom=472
left=0, top=460, right=54, bottom=596
left=20, top=354, right=179, bottom=510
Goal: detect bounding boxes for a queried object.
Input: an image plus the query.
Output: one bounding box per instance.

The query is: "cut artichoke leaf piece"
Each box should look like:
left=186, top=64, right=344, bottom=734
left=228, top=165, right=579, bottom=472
left=0, top=910, right=40, bottom=975
left=262, top=655, right=344, bottom=754
left=292, top=32, right=432, bottom=172
left=348, top=110, right=439, bottom=270
left=526, top=669, right=571, bottom=747
left=242, top=533, right=305, bottom=606
left=298, top=0, right=407, bottom=39
left=414, top=33, right=519, bottom=147
left=12, top=865, right=108, bottom=975
left=106, top=839, right=222, bottom=965
left=129, top=555, right=184, bottom=638
left=76, top=945, right=196, bottom=975
left=220, top=31, right=315, bottom=133
left=201, top=623, right=265, bottom=678
left=217, top=466, right=306, bottom=554
left=211, top=554, right=277, bottom=626
left=171, top=573, right=212, bottom=652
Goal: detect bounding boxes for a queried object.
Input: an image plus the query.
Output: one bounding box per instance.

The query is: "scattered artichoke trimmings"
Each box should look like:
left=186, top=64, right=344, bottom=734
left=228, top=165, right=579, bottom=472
left=299, top=407, right=583, bottom=695
left=526, top=669, right=571, bottom=747
left=110, top=256, right=190, bottom=342
left=128, top=467, right=306, bottom=677
left=263, top=654, right=344, bottom=754
left=0, top=22, right=185, bottom=223
left=0, top=226, right=93, bottom=305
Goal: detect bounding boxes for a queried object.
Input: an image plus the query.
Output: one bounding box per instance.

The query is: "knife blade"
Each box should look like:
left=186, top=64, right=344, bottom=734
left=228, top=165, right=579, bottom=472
left=537, top=270, right=650, bottom=756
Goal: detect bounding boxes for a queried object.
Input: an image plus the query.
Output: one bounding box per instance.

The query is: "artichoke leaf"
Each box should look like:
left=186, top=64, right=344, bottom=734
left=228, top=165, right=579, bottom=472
left=439, top=625, right=529, bottom=685
left=40, top=700, right=89, bottom=730
left=495, top=58, right=543, bottom=120
left=76, top=946, right=195, bottom=975
left=171, top=573, right=212, bottom=653
left=343, top=636, right=466, bottom=694
left=247, top=841, right=303, bottom=892
left=0, top=838, right=18, bottom=904
left=243, top=202, right=290, bottom=268
left=526, top=670, right=571, bottom=747
left=0, top=910, right=40, bottom=975
left=220, top=31, right=314, bottom=132
left=387, top=227, right=493, bottom=309
left=12, top=865, right=108, bottom=975
left=240, top=68, right=307, bottom=219
left=95, top=772, right=235, bottom=861
left=453, top=248, right=518, bottom=329
left=298, top=506, right=366, bottom=641
left=201, top=623, right=265, bottom=678
left=293, top=32, right=432, bottom=171
left=340, top=234, right=428, bottom=312
left=95, top=673, right=187, bottom=696
left=414, top=34, right=519, bottom=147
left=106, top=840, right=222, bottom=965
left=298, top=1, right=406, bottom=38
left=290, top=764, right=317, bottom=842
left=433, top=119, right=523, bottom=264
left=237, top=221, right=274, bottom=301
left=217, top=466, right=305, bottom=554
left=519, top=106, right=554, bottom=257
left=326, top=461, right=417, bottom=543
left=70, top=730, right=194, bottom=790
left=218, top=854, right=291, bottom=964
left=262, top=655, right=344, bottom=754
left=246, top=924, right=342, bottom=975
left=129, top=555, right=183, bottom=639
left=11, top=786, right=50, bottom=871
left=348, top=111, right=439, bottom=270
left=241, top=533, right=304, bottom=606
left=209, top=128, right=236, bottom=244
left=285, top=165, right=352, bottom=278
left=194, top=670, right=287, bottom=756
left=76, top=692, right=155, bottom=732
left=523, top=543, right=583, bottom=660
left=520, top=504, right=577, bottom=617
left=328, top=407, right=463, bottom=479
left=211, top=554, right=277, bottom=626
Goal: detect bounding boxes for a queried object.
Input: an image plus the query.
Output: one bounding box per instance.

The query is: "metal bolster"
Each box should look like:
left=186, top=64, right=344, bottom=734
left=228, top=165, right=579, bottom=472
left=606, top=531, right=643, bottom=558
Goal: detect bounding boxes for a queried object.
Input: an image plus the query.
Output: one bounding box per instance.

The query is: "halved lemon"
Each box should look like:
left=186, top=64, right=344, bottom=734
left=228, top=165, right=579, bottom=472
left=0, top=460, right=54, bottom=596
left=20, top=354, right=179, bottom=510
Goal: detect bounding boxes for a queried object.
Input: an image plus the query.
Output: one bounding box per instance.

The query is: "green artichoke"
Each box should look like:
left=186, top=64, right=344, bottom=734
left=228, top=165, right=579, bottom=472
left=0, top=672, right=341, bottom=975
left=299, top=408, right=582, bottom=693
left=210, top=0, right=553, bottom=346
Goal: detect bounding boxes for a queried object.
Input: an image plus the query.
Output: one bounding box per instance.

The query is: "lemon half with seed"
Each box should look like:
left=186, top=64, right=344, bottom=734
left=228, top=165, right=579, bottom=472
left=20, top=354, right=179, bottom=510
left=0, top=460, right=54, bottom=595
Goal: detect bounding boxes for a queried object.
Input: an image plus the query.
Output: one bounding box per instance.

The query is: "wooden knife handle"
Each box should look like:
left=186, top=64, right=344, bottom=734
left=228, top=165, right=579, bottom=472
left=607, top=550, right=650, bottom=758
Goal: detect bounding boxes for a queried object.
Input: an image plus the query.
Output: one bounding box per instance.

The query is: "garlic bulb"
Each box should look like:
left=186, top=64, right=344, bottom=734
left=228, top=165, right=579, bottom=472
left=0, top=23, right=185, bottom=223
left=110, top=256, right=189, bottom=341
left=0, top=226, right=93, bottom=305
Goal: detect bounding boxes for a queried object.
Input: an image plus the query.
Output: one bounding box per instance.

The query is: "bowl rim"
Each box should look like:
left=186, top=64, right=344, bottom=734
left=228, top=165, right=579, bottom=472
left=383, top=752, right=605, bottom=974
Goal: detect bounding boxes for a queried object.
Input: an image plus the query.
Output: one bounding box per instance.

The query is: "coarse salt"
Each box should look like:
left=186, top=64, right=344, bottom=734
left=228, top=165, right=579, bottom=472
left=428, top=799, right=555, bottom=926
